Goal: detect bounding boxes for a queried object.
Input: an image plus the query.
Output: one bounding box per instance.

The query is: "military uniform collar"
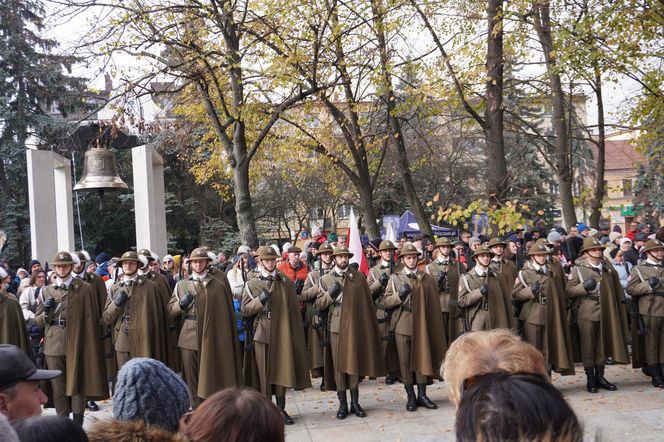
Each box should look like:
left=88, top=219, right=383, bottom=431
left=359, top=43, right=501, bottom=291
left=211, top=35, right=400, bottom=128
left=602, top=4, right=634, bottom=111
left=646, top=259, right=662, bottom=266
left=55, top=275, right=74, bottom=288
left=380, top=260, right=391, bottom=269
left=260, top=269, right=276, bottom=278
left=123, top=274, right=139, bottom=283
left=333, top=266, right=348, bottom=276
left=491, top=256, right=504, bottom=263
left=190, top=272, right=207, bottom=281
left=437, top=257, right=450, bottom=265
left=474, top=264, right=489, bottom=277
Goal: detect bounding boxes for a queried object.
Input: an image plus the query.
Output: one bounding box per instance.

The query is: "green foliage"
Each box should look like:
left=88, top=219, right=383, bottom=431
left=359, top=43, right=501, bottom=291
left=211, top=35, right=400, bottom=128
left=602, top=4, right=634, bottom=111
left=0, top=0, right=87, bottom=267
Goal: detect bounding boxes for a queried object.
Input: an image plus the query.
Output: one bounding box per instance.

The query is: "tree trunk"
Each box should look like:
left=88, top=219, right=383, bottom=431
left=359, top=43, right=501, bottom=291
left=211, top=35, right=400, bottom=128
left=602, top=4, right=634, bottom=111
left=358, top=173, right=381, bottom=239
left=532, top=1, right=578, bottom=228
left=589, top=66, right=605, bottom=228
left=485, top=0, right=508, bottom=204
left=232, top=159, right=258, bottom=248
left=370, top=0, right=433, bottom=239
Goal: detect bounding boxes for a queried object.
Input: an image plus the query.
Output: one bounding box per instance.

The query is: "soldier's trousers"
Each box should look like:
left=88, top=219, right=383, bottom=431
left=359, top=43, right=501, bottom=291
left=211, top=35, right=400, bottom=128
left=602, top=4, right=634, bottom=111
left=181, top=348, right=203, bottom=407
left=441, top=312, right=449, bottom=345
left=524, top=323, right=547, bottom=362
left=254, top=342, right=286, bottom=398
left=116, top=351, right=131, bottom=370
left=45, top=355, right=85, bottom=416
left=644, top=316, right=664, bottom=365
left=395, top=333, right=426, bottom=385
left=330, top=332, right=359, bottom=391
left=579, top=319, right=605, bottom=367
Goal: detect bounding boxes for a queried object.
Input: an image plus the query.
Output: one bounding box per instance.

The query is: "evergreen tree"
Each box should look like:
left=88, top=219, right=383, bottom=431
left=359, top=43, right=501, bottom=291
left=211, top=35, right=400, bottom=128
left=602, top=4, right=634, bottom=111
left=0, top=0, right=87, bottom=266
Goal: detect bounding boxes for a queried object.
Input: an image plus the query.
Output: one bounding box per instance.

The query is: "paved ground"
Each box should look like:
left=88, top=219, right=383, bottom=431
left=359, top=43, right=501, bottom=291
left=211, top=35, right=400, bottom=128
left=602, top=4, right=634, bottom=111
left=60, top=363, right=664, bottom=441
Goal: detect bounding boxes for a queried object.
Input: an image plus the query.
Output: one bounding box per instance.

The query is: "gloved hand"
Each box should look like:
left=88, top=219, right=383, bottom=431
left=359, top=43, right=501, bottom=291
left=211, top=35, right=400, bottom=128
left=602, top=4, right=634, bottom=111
left=259, top=289, right=271, bottom=305
left=437, top=272, right=448, bottom=291
left=179, top=292, right=195, bottom=310
left=329, top=281, right=342, bottom=299
left=43, top=297, right=55, bottom=313
left=583, top=278, right=598, bottom=293
left=379, top=272, right=389, bottom=289
left=399, top=283, right=411, bottom=301
left=531, top=281, right=542, bottom=295
left=648, top=276, right=661, bottom=289
left=295, top=279, right=305, bottom=295
left=479, top=284, right=489, bottom=297
left=114, top=290, right=128, bottom=307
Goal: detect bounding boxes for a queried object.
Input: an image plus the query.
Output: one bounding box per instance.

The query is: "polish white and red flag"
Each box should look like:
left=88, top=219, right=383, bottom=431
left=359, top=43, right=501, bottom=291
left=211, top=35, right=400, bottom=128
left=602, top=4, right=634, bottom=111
left=347, top=208, right=369, bottom=276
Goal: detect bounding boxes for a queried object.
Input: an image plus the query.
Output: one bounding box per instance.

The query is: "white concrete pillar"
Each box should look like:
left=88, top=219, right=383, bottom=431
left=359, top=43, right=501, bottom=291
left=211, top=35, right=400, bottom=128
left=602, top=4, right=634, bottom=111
left=132, top=145, right=167, bottom=258
left=26, top=150, right=75, bottom=262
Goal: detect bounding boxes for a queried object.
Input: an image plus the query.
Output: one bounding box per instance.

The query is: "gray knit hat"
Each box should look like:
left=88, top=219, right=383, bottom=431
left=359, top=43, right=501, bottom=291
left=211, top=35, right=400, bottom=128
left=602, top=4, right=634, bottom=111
left=113, top=358, right=190, bottom=431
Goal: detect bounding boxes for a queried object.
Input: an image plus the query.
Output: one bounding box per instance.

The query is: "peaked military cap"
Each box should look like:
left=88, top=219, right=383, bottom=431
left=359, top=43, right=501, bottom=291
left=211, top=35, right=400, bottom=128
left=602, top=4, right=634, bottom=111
left=51, top=251, right=75, bottom=266
left=642, top=239, right=664, bottom=254
left=378, top=240, right=397, bottom=251
left=257, top=246, right=279, bottom=260
left=399, top=242, right=421, bottom=257
left=434, top=237, right=453, bottom=248
left=527, top=242, right=552, bottom=256
left=331, top=246, right=354, bottom=258
left=137, top=249, right=155, bottom=262
left=117, top=251, right=140, bottom=264
left=580, top=237, right=604, bottom=253
left=487, top=238, right=507, bottom=248
left=189, top=247, right=212, bottom=261
left=318, top=243, right=333, bottom=254
left=471, top=246, right=495, bottom=260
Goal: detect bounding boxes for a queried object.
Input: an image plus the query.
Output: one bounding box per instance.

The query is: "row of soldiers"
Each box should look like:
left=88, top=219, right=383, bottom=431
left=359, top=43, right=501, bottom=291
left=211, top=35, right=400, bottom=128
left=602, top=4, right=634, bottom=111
left=2, top=235, right=664, bottom=426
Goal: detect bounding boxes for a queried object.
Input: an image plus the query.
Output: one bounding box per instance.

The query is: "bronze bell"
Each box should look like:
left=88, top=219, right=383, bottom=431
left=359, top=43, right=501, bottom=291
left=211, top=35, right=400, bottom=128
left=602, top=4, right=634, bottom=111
left=74, top=147, right=128, bottom=191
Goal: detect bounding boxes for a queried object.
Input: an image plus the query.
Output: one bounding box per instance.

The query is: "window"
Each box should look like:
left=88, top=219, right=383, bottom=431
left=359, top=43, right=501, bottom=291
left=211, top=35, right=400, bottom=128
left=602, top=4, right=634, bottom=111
left=623, top=179, right=633, bottom=197
left=310, top=207, right=324, bottom=219
left=337, top=204, right=351, bottom=219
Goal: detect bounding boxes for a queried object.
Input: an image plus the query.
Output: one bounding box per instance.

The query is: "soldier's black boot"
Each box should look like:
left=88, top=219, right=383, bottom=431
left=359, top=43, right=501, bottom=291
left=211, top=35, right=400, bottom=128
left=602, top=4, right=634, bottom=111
left=336, top=391, right=349, bottom=419
left=349, top=388, right=366, bottom=417
left=405, top=384, right=417, bottom=411
left=651, top=366, right=664, bottom=388
left=385, top=374, right=396, bottom=385
left=86, top=400, right=99, bottom=411
left=595, top=365, right=617, bottom=391
left=416, top=384, right=437, bottom=410
left=72, top=413, right=84, bottom=426
left=320, top=378, right=326, bottom=392
left=276, top=396, right=294, bottom=425
left=585, top=367, right=598, bottom=393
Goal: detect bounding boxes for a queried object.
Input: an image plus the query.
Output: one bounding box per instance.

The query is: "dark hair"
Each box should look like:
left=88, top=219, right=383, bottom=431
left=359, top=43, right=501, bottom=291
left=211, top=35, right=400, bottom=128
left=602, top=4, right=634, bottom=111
left=456, top=371, right=582, bottom=442
left=12, top=415, right=88, bottom=442
left=180, top=387, right=284, bottom=442
left=29, top=270, right=45, bottom=286
left=656, top=226, right=664, bottom=242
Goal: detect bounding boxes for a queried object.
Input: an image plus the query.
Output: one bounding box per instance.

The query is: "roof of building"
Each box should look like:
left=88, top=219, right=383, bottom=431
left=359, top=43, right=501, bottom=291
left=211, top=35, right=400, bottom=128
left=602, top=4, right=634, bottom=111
left=591, top=138, right=645, bottom=171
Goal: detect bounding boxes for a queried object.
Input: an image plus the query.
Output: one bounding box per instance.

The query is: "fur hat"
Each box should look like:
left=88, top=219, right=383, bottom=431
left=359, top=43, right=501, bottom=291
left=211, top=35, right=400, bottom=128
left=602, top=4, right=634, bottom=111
left=113, top=358, right=189, bottom=431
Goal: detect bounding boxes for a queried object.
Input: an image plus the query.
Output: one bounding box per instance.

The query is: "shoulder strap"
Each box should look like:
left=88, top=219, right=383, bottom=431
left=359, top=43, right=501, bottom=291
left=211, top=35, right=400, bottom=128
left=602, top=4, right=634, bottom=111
left=518, top=270, right=527, bottom=288
left=462, top=274, right=472, bottom=292
left=634, top=266, right=646, bottom=284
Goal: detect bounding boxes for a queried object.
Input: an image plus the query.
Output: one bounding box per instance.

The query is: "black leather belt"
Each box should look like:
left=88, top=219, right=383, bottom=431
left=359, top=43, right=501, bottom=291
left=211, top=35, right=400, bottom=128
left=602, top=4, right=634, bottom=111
left=184, top=315, right=197, bottom=320
left=583, top=295, right=600, bottom=302
left=262, top=310, right=272, bottom=319
left=55, top=319, right=66, bottom=327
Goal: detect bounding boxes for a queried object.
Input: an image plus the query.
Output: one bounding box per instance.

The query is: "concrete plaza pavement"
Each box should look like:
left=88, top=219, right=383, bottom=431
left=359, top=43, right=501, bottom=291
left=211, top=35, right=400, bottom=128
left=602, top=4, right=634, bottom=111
left=64, top=363, right=664, bottom=441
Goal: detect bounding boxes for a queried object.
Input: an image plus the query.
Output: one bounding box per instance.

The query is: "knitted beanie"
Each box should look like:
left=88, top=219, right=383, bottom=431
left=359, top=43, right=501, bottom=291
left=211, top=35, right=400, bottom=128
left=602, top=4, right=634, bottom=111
left=547, top=231, right=561, bottom=244
left=113, top=358, right=190, bottom=431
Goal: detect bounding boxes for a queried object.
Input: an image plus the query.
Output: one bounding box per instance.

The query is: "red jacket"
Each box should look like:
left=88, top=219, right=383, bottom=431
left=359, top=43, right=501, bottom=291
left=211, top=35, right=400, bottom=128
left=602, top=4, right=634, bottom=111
left=277, top=260, right=308, bottom=283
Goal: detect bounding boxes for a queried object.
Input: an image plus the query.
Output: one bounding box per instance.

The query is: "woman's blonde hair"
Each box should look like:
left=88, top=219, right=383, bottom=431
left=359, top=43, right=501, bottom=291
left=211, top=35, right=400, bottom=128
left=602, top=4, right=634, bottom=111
left=441, top=329, right=548, bottom=407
